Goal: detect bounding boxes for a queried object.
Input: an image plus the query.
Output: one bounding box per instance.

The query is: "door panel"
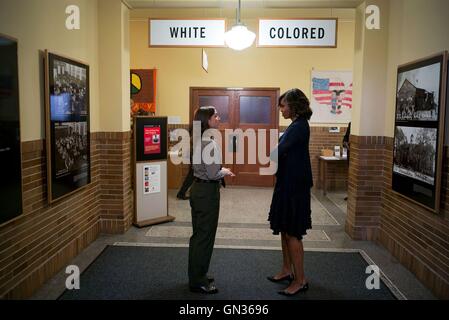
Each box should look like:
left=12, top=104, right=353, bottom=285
left=239, top=96, right=272, bottom=124
left=190, top=87, right=278, bottom=187
left=199, top=95, right=230, bottom=123
left=233, top=90, right=278, bottom=187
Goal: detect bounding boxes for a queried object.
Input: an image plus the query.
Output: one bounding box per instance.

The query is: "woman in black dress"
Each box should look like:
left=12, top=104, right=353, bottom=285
left=267, top=88, right=313, bottom=296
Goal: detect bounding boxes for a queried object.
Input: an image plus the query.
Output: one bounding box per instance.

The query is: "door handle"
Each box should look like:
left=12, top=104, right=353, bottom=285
left=232, top=135, right=237, bottom=153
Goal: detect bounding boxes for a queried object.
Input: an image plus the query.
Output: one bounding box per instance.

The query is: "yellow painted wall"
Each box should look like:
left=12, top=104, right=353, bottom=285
left=351, top=0, right=389, bottom=136
left=0, top=0, right=100, bottom=141
left=384, top=0, right=449, bottom=137
left=97, top=0, right=130, bottom=132
left=130, top=8, right=355, bottom=126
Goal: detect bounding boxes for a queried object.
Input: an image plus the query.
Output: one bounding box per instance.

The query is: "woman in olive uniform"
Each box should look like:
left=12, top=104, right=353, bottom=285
left=188, top=106, right=234, bottom=294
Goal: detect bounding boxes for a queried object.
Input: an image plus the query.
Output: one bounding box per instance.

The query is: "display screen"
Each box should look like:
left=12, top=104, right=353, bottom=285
left=135, top=117, right=167, bottom=161
left=144, top=125, right=161, bottom=155
left=0, top=35, right=22, bottom=224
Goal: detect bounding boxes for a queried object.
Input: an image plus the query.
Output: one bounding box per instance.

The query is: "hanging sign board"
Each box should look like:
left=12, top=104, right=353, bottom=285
left=149, top=19, right=226, bottom=47
left=257, top=19, right=337, bottom=47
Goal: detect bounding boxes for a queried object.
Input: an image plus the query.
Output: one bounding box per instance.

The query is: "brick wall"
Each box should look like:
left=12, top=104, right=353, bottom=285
left=379, top=141, right=449, bottom=299
left=0, top=132, right=132, bottom=299
left=308, top=126, right=348, bottom=190
left=345, top=136, right=386, bottom=241
left=347, top=135, right=449, bottom=298
left=168, top=124, right=349, bottom=190
left=96, top=132, right=133, bottom=233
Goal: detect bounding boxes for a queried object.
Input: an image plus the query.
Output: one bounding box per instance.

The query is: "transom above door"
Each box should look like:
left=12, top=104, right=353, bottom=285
left=190, top=87, right=279, bottom=187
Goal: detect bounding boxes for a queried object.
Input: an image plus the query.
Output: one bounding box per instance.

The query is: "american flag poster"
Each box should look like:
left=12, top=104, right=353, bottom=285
left=310, top=70, right=353, bottom=123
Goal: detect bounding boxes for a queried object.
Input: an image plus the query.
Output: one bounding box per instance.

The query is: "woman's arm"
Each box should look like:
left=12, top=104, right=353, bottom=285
left=276, top=121, right=307, bottom=158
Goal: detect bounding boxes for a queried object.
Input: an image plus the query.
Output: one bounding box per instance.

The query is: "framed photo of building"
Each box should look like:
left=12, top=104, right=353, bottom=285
left=392, top=51, right=448, bottom=213
left=44, top=51, right=90, bottom=203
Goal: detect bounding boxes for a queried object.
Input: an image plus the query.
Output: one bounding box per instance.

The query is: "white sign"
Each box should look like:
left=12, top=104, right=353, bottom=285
left=143, top=165, right=161, bottom=194
left=258, top=19, right=337, bottom=47
left=149, top=19, right=226, bottom=47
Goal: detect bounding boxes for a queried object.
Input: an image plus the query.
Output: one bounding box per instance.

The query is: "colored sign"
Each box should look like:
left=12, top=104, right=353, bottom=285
left=258, top=19, right=337, bottom=47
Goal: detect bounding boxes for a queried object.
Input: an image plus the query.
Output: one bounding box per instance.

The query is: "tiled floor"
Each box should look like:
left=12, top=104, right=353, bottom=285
left=31, top=187, right=436, bottom=300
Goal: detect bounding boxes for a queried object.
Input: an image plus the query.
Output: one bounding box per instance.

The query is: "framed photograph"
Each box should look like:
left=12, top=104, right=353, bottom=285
left=134, top=116, right=167, bottom=162
left=392, top=51, right=448, bottom=212
left=44, top=51, right=90, bottom=203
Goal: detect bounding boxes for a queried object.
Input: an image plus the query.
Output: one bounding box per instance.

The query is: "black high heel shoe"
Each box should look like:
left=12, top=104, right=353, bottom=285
left=278, top=283, right=309, bottom=296
left=267, top=274, right=294, bottom=283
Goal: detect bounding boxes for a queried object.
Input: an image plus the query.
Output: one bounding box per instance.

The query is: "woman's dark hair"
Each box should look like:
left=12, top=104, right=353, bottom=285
left=278, top=88, right=312, bottom=120
left=193, top=106, right=217, bottom=133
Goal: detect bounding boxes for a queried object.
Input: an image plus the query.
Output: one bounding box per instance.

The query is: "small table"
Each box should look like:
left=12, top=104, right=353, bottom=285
left=317, top=156, right=348, bottom=196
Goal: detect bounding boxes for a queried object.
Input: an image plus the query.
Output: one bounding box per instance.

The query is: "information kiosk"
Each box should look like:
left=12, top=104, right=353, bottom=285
left=133, top=116, right=175, bottom=227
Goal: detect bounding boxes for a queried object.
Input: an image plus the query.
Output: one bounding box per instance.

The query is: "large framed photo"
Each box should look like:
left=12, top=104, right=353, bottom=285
left=392, top=52, right=448, bottom=212
left=0, top=34, right=22, bottom=224
left=44, top=51, right=90, bottom=203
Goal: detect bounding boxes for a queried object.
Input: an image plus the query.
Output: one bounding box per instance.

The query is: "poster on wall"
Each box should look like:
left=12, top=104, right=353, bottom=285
left=143, top=164, right=161, bottom=194
left=130, top=69, right=157, bottom=118
left=0, top=34, right=22, bottom=223
left=144, top=125, right=161, bottom=155
left=134, top=116, right=167, bottom=162
left=310, top=70, right=353, bottom=123
left=392, top=51, right=448, bottom=213
left=44, top=51, right=90, bottom=203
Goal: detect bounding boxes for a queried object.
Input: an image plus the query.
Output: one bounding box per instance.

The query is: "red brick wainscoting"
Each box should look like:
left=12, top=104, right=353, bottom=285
left=96, top=132, right=133, bottom=233
left=379, top=141, right=449, bottom=299
left=347, top=135, right=449, bottom=299
left=0, top=132, right=132, bottom=299
left=345, top=136, right=386, bottom=241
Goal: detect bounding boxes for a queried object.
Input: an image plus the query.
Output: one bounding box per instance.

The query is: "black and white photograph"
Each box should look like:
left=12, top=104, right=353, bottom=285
left=51, top=59, right=87, bottom=118
left=393, top=126, right=437, bottom=185
left=54, top=122, right=88, bottom=177
left=396, top=62, right=440, bottom=121
left=45, top=51, right=91, bottom=203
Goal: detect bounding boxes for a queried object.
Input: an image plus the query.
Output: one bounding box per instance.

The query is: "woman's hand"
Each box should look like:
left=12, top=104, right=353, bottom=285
left=221, top=167, right=235, bottom=177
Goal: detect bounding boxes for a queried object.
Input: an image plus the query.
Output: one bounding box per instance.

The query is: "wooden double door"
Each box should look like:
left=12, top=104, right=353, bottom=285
left=190, top=87, right=279, bottom=187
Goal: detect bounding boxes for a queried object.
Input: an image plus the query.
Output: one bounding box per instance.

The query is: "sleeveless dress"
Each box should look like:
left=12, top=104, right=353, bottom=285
left=268, top=118, right=313, bottom=240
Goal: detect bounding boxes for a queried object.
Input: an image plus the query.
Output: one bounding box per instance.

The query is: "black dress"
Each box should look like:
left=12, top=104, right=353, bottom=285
left=268, top=118, right=313, bottom=240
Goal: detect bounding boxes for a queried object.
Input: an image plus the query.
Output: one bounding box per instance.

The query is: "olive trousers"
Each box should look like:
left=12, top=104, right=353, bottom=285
left=188, top=181, right=220, bottom=287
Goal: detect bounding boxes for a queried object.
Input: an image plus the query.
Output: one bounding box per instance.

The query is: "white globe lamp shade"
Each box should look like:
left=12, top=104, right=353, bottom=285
left=224, top=24, right=256, bottom=51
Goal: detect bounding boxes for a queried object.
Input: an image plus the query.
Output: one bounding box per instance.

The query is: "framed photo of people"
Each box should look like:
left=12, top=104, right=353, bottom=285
left=392, top=51, right=448, bottom=213
left=44, top=51, right=91, bottom=203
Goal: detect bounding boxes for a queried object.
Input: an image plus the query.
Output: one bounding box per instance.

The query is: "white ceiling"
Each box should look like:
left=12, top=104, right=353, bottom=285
left=126, top=0, right=364, bottom=9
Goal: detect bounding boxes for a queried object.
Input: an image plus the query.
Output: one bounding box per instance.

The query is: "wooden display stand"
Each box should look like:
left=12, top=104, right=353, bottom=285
left=133, top=116, right=175, bottom=227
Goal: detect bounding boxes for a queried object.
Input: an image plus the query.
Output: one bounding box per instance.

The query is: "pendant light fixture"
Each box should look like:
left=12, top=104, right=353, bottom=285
left=224, top=0, right=256, bottom=51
